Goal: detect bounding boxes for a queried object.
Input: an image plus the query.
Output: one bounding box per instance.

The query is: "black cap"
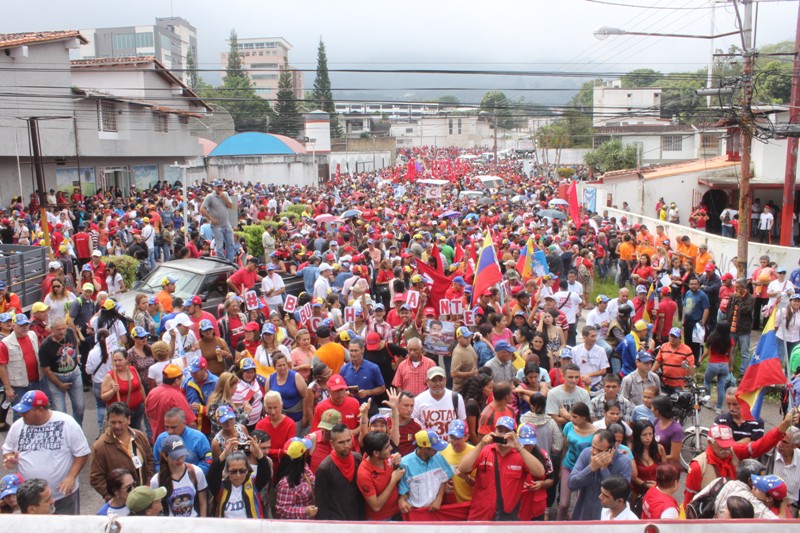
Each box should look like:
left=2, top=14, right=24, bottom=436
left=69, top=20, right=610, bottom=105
left=316, top=326, right=331, bottom=339
left=247, top=256, right=260, bottom=265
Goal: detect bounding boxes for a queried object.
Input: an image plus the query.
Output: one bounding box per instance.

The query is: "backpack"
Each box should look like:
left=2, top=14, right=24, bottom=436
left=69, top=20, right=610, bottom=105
left=685, top=476, right=728, bottom=519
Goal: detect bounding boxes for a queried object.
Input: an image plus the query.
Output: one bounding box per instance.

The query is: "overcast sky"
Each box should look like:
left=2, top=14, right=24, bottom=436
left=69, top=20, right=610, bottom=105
left=3, top=0, right=797, bottom=102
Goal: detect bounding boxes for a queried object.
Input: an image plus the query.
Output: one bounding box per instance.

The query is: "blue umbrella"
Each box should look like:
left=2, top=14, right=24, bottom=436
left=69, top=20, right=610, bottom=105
left=341, top=209, right=361, bottom=219
left=440, top=210, right=461, bottom=219
left=464, top=213, right=479, bottom=222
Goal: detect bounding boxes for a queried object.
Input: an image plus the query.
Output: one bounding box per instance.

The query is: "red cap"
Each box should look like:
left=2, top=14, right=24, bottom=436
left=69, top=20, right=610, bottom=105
left=393, top=293, right=406, bottom=303
left=424, top=307, right=436, bottom=316
left=660, top=286, right=671, bottom=295
left=328, top=374, right=347, bottom=391
left=188, top=295, right=202, bottom=306
left=721, top=272, right=734, bottom=281
left=704, top=263, right=715, bottom=272
left=366, top=332, right=381, bottom=350
left=243, top=321, right=260, bottom=332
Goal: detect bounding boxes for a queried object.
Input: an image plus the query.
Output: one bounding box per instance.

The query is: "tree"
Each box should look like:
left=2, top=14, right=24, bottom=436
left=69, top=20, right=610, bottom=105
left=754, top=60, right=791, bottom=104
left=536, top=122, right=570, bottom=167
left=311, top=39, right=341, bottom=138
left=659, top=69, right=707, bottom=124
left=185, top=49, right=203, bottom=92
left=437, top=95, right=460, bottom=107
left=480, top=91, right=516, bottom=129
left=584, top=139, right=638, bottom=173
left=621, top=68, right=664, bottom=88
left=272, top=60, right=302, bottom=138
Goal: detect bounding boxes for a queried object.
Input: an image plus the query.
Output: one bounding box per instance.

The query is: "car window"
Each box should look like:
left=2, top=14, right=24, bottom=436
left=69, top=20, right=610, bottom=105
left=137, top=266, right=200, bottom=298
left=200, top=272, right=230, bottom=299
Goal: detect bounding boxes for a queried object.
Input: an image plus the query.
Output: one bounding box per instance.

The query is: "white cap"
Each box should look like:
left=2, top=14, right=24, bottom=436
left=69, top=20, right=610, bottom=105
left=340, top=255, right=352, bottom=263
left=172, top=313, right=193, bottom=328
left=48, top=261, right=62, bottom=270
left=92, top=250, right=102, bottom=257
left=319, top=263, right=332, bottom=273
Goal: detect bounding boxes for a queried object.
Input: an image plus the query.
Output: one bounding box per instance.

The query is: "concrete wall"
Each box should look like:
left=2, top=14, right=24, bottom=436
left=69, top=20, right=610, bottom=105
left=537, top=148, right=591, bottom=166
left=207, top=155, right=319, bottom=187
left=593, top=86, right=662, bottom=126
left=328, top=151, right=393, bottom=174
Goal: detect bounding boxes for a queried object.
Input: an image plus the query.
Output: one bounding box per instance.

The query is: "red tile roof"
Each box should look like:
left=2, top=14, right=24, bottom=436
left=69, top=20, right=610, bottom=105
left=70, top=56, right=156, bottom=66
left=0, top=31, right=87, bottom=49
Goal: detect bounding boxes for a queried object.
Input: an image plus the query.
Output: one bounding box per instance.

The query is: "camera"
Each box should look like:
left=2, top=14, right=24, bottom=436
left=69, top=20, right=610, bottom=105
left=492, top=435, right=507, bottom=444
left=237, top=442, right=250, bottom=452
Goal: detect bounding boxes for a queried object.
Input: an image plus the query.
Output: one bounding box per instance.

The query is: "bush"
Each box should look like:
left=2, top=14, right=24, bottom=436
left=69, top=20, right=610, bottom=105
left=241, top=224, right=267, bottom=259
left=557, top=167, right=575, bottom=179
left=285, top=204, right=311, bottom=216
left=102, top=255, right=138, bottom=289
left=278, top=211, right=299, bottom=221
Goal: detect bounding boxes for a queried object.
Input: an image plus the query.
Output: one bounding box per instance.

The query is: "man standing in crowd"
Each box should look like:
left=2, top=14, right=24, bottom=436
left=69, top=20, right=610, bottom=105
left=17, top=479, right=55, bottom=515
left=572, top=325, right=609, bottom=393
left=397, top=429, right=453, bottom=513
left=682, top=278, right=710, bottom=359
left=0, top=314, right=45, bottom=414
left=200, top=180, right=236, bottom=261
left=315, top=424, right=363, bottom=520
left=392, top=338, right=435, bottom=396
left=145, top=364, right=197, bottom=438
left=652, top=327, right=694, bottom=393
left=152, top=407, right=212, bottom=474
left=546, top=362, right=591, bottom=426
left=412, top=366, right=466, bottom=440
left=568, top=429, right=632, bottom=520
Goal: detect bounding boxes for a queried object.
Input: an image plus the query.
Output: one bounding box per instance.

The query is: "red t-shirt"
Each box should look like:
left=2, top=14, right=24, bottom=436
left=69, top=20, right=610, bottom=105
left=653, top=298, right=678, bottom=338
left=641, top=486, right=679, bottom=519
left=228, top=315, right=245, bottom=349
left=467, top=445, right=528, bottom=521
left=311, top=397, right=360, bottom=432
left=189, top=312, right=220, bottom=339
left=229, top=268, right=258, bottom=292
left=709, top=339, right=734, bottom=364
left=73, top=232, right=92, bottom=259
left=357, top=458, right=400, bottom=520
left=0, top=335, right=39, bottom=382
left=255, top=414, right=296, bottom=465
left=719, top=285, right=735, bottom=314
left=477, top=404, right=515, bottom=436
left=144, top=384, right=197, bottom=438
left=397, top=418, right=423, bottom=457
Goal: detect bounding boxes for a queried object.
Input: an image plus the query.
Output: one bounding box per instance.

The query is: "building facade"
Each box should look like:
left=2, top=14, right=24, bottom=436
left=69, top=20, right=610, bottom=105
left=220, top=37, right=304, bottom=101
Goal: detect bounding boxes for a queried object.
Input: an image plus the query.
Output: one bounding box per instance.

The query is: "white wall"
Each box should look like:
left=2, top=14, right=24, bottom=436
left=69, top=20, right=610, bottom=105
left=593, top=86, right=662, bottom=126
left=328, top=151, right=392, bottom=174
left=207, top=156, right=318, bottom=187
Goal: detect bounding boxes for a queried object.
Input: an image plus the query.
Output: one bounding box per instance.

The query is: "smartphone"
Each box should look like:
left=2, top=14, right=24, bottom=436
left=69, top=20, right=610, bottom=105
left=348, top=386, right=359, bottom=395
left=492, top=435, right=507, bottom=444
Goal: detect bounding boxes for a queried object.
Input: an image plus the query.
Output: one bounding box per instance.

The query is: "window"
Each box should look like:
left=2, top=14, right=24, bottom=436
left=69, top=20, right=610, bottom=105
left=154, top=112, right=168, bottom=133
left=458, top=118, right=462, bottom=134
left=405, top=128, right=414, bottom=134
left=97, top=101, right=117, bottom=132
left=251, top=74, right=278, bottom=80
left=179, top=115, right=189, bottom=125
left=112, top=33, right=136, bottom=50
left=662, top=135, right=683, bottom=152
left=701, top=133, right=719, bottom=149
left=135, top=32, right=154, bottom=48
left=448, top=119, right=453, bottom=134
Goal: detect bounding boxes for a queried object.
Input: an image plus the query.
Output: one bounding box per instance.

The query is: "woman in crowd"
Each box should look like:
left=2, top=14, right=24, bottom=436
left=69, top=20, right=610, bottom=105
left=105, top=262, right=126, bottom=297
left=94, top=299, right=128, bottom=347
left=207, top=372, right=250, bottom=438
left=630, top=419, right=665, bottom=499
left=515, top=362, right=550, bottom=416
left=97, top=468, right=134, bottom=516
left=151, top=436, right=208, bottom=517
left=527, top=332, right=551, bottom=372
left=557, top=401, right=596, bottom=520
left=460, top=373, right=493, bottom=445
left=128, top=326, right=155, bottom=394
left=700, top=323, right=733, bottom=413
left=233, top=358, right=264, bottom=432
left=100, top=348, right=146, bottom=431
left=517, top=423, right=555, bottom=521
left=652, top=395, right=684, bottom=464
left=197, top=319, right=232, bottom=377
left=207, top=436, right=271, bottom=518
left=210, top=405, right=250, bottom=461
left=265, top=353, right=307, bottom=429
left=86, top=328, right=113, bottom=431
left=303, top=362, right=331, bottom=427
left=44, top=278, right=76, bottom=327
left=631, top=253, right=655, bottom=286
left=219, top=296, right=248, bottom=351
left=290, top=328, right=315, bottom=382
left=641, top=462, right=681, bottom=519
left=255, top=390, right=297, bottom=465
left=255, top=323, right=290, bottom=375
left=488, top=313, right=513, bottom=345
left=146, top=341, right=173, bottom=390
left=274, top=437, right=317, bottom=520
left=538, top=310, right=565, bottom=369
left=776, top=293, right=800, bottom=363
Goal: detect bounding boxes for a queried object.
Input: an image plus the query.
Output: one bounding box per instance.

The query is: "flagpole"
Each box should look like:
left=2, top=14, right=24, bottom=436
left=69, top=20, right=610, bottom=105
left=776, top=297, right=794, bottom=410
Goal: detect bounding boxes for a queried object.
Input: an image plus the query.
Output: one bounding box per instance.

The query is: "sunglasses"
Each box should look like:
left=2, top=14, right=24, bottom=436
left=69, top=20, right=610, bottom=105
left=125, top=482, right=137, bottom=493
left=228, top=468, right=248, bottom=475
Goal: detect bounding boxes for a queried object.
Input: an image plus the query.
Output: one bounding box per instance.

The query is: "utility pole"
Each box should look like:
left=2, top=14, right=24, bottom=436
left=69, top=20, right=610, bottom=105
left=27, top=117, right=52, bottom=255
left=736, top=0, right=754, bottom=279
left=780, top=1, right=800, bottom=246
left=493, top=105, right=498, bottom=171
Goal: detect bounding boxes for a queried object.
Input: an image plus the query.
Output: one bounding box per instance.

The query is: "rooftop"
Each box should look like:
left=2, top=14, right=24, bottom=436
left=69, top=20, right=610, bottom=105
left=602, top=155, right=739, bottom=181
left=594, top=124, right=694, bottom=134
left=209, top=132, right=307, bottom=157
left=0, top=30, right=87, bottom=50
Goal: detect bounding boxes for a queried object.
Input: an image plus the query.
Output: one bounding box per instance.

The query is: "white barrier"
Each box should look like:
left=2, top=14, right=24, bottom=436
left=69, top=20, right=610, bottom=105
left=602, top=207, right=799, bottom=278
left=3, top=514, right=794, bottom=532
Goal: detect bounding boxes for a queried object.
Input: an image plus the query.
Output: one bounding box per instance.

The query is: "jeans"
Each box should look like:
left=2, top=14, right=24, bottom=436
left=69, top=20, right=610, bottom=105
left=705, top=362, right=730, bottom=410
left=54, top=488, right=80, bottom=515
left=92, top=382, right=106, bottom=432
left=147, top=246, right=156, bottom=270
left=735, top=332, right=752, bottom=376
left=11, top=380, right=47, bottom=421
left=161, top=243, right=171, bottom=262
left=212, top=225, right=236, bottom=262
left=49, top=369, right=85, bottom=426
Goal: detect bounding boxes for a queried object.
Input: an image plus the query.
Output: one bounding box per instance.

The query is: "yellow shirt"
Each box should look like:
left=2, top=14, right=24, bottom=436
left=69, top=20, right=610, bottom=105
left=441, top=443, right=476, bottom=503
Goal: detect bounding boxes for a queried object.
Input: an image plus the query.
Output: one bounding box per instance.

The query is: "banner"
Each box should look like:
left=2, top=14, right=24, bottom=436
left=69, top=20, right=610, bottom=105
left=423, top=319, right=455, bottom=358
left=584, top=187, right=597, bottom=213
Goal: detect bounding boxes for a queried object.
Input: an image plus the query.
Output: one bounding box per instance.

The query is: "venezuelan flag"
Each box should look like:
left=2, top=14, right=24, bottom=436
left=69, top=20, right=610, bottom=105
left=516, top=237, right=535, bottom=278
left=736, top=309, right=788, bottom=421
left=471, top=232, right=503, bottom=307
left=642, top=283, right=657, bottom=323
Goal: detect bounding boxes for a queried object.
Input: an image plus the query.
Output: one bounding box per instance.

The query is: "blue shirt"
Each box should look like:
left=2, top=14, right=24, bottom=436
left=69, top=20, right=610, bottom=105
left=340, top=358, right=385, bottom=404
left=182, top=371, right=219, bottom=407
left=568, top=446, right=632, bottom=520
left=398, top=450, right=454, bottom=507
left=474, top=340, right=494, bottom=367
left=616, top=333, right=639, bottom=376
left=153, top=426, right=212, bottom=474
left=300, top=265, right=320, bottom=294
left=682, top=289, right=709, bottom=323
left=632, top=404, right=656, bottom=423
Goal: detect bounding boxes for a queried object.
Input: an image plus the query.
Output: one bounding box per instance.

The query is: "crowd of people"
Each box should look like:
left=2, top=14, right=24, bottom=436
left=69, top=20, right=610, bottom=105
left=0, top=146, right=800, bottom=522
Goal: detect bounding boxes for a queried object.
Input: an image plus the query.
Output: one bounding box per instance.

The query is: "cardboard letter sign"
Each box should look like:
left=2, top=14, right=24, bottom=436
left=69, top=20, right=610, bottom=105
left=299, top=303, right=313, bottom=323
left=405, top=290, right=420, bottom=309
left=439, top=299, right=451, bottom=317
left=283, top=294, right=298, bottom=313
left=344, top=306, right=357, bottom=323
left=463, top=310, right=475, bottom=327
left=450, top=299, right=463, bottom=316
left=245, top=290, right=259, bottom=311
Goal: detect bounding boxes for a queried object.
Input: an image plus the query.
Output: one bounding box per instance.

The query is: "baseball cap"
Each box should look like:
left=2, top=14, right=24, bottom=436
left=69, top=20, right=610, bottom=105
left=198, top=319, right=214, bottom=332
left=595, top=294, right=610, bottom=304
left=48, top=261, right=62, bottom=270
left=188, top=356, right=208, bottom=373
left=285, top=437, right=313, bottom=459
left=776, top=266, right=787, bottom=274
left=246, top=256, right=260, bottom=265
left=243, top=321, right=260, bottom=332
left=216, top=405, right=237, bottom=424
left=751, top=474, right=787, bottom=500
left=163, top=435, right=189, bottom=459
left=103, top=299, right=117, bottom=311
left=448, top=420, right=467, bottom=439
left=452, top=276, right=466, bottom=286
left=0, top=281, right=6, bottom=290
left=172, top=313, right=193, bottom=328
left=127, top=486, right=167, bottom=514
left=0, top=474, right=24, bottom=499
left=12, top=390, right=49, bottom=413
left=456, top=326, right=472, bottom=338
left=721, top=273, right=734, bottom=281
left=366, top=331, right=381, bottom=350
left=92, top=250, right=102, bottom=257
left=560, top=347, right=574, bottom=359
left=635, top=285, right=648, bottom=294
left=369, top=414, right=388, bottom=426
left=496, top=416, right=516, bottom=432
left=31, top=302, right=49, bottom=313
left=239, top=358, right=256, bottom=371
left=0, top=313, right=11, bottom=323
left=660, top=286, right=671, bottom=295
left=318, top=409, right=343, bottom=430
left=133, top=326, right=149, bottom=338
left=423, top=307, right=437, bottom=317
left=374, top=303, right=385, bottom=311
left=319, top=263, right=332, bottom=273
left=669, top=327, right=682, bottom=338
left=82, top=282, right=95, bottom=292
left=704, top=263, right=715, bottom=272
left=414, top=429, right=448, bottom=451
left=12, top=314, right=29, bottom=326
left=493, top=340, right=514, bottom=353
left=636, top=350, right=654, bottom=363
left=261, top=323, right=276, bottom=336
left=266, top=263, right=276, bottom=271
left=708, top=424, right=736, bottom=448
left=633, top=320, right=648, bottom=332
left=517, top=423, right=538, bottom=446
left=187, top=295, right=202, bottom=306
left=411, top=274, right=423, bottom=284
left=427, top=366, right=446, bottom=380
left=162, top=364, right=183, bottom=379
left=338, top=330, right=351, bottom=342
left=328, top=374, right=347, bottom=391
left=791, top=293, right=800, bottom=300
left=393, top=293, right=406, bottom=303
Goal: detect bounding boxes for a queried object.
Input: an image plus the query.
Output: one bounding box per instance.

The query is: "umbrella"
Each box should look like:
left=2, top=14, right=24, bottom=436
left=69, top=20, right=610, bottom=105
left=538, top=209, right=567, bottom=220
left=314, top=214, right=339, bottom=224
left=465, top=213, right=480, bottom=221
left=511, top=195, right=526, bottom=203
left=497, top=188, right=516, bottom=196
left=341, top=209, right=362, bottom=219
left=548, top=198, right=569, bottom=207
left=440, top=210, right=461, bottom=219
left=477, top=197, right=494, bottom=205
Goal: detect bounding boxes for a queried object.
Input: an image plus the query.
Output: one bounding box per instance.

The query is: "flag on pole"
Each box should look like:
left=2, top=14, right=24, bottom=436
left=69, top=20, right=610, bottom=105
left=471, top=232, right=503, bottom=307
left=516, top=237, right=536, bottom=278
left=736, top=309, right=787, bottom=421
left=642, top=283, right=657, bottom=323
left=567, top=180, right=581, bottom=223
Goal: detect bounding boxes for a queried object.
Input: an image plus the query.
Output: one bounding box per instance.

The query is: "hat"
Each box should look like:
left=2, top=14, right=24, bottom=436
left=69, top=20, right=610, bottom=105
left=366, top=331, right=381, bottom=350
left=103, top=299, right=117, bottom=311
left=133, top=326, right=149, bottom=338
left=188, top=356, right=207, bottom=373
left=410, top=274, right=423, bottom=284
left=0, top=474, right=24, bottom=499
left=751, top=474, right=787, bottom=500
left=708, top=424, right=736, bottom=447
left=82, top=264, right=93, bottom=272
left=374, top=303, right=385, bottom=311
left=161, top=274, right=178, bottom=285
left=493, top=340, right=514, bottom=353
left=721, top=273, right=734, bottom=281
left=338, top=330, right=351, bottom=342
left=48, top=261, right=62, bottom=270
left=660, top=286, right=671, bottom=295
left=318, top=409, right=343, bottom=430
left=266, top=263, right=276, bottom=270
left=423, top=307, right=436, bottom=316
left=636, top=350, right=654, bottom=363
left=162, top=364, right=183, bottom=379
left=452, top=276, right=466, bottom=286
left=187, top=295, right=202, bottom=306
left=82, top=282, right=95, bottom=292
left=12, top=314, right=29, bottom=326
left=704, top=263, right=715, bottom=272
left=127, top=486, right=167, bottom=514
left=328, top=374, right=347, bottom=391
left=319, top=263, right=332, bottom=273
left=669, top=327, right=682, bottom=338
left=243, top=321, right=260, bottom=332
left=776, top=266, right=787, bottom=274
left=635, top=285, right=648, bottom=294
left=92, top=250, right=102, bottom=257
left=427, top=366, right=446, bottom=380
left=31, top=302, right=49, bottom=313
left=172, top=313, right=192, bottom=328
left=456, top=326, right=472, bottom=338
left=285, top=437, right=313, bottom=459
left=414, top=429, right=447, bottom=451
left=148, top=296, right=157, bottom=305
left=633, top=320, right=648, bottom=332
left=163, top=435, right=189, bottom=459
left=216, top=405, right=237, bottom=424
left=595, top=294, right=609, bottom=304
left=448, top=419, right=467, bottom=439
left=560, top=347, right=574, bottom=359
left=12, top=390, right=49, bottom=413
left=393, top=293, right=406, bottom=303
left=198, top=319, right=214, bottom=332
left=369, top=414, right=388, bottom=426
left=261, top=323, right=276, bottom=335
left=496, top=416, right=516, bottom=432
left=791, top=293, right=800, bottom=300
left=246, top=256, right=260, bottom=265
left=311, top=298, right=323, bottom=308
left=517, top=423, right=538, bottom=446
left=239, top=358, right=256, bottom=371
left=0, top=313, right=11, bottom=323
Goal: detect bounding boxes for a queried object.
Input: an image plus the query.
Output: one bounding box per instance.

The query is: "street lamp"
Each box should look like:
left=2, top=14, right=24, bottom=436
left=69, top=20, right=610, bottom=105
left=593, top=26, right=740, bottom=40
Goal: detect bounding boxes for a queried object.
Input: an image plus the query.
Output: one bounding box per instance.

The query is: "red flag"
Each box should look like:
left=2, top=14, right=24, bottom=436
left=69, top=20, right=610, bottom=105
left=415, top=260, right=451, bottom=313
left=430, top=242, right=444, bottom=273
left=453, top=242, right=464, bottom=264
left=403, top=502, right=471, bottom=521
left=567, top=180, right=580, bottom=223
left=471, top=232, right=503, bottom=307
left=406, top=159, right=417, bottom=182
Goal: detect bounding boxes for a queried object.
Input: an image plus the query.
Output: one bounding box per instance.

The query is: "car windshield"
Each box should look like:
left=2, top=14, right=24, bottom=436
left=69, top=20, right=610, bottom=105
left=137, top=266, right=201, bottom=299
